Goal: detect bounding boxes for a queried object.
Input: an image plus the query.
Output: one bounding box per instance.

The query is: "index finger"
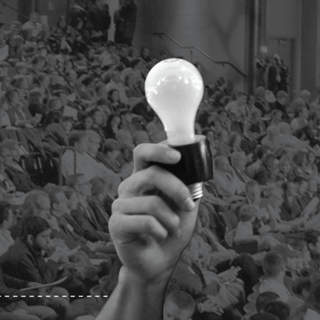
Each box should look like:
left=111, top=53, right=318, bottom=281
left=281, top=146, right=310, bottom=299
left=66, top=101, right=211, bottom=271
left=133, top=143, right=181, bottom=174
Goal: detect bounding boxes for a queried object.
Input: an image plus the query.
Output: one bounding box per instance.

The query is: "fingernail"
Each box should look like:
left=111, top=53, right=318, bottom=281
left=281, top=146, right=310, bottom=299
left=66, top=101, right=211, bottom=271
left=168, top=149, right=181, bottom=161
left=184, top=197, right=196, bottom=211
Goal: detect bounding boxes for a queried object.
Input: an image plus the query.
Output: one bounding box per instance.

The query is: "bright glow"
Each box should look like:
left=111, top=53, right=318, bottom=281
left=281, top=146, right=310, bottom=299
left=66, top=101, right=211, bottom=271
left=145, top=58, right=204, bottom=146
left=261, top=46, right=268, bottom=53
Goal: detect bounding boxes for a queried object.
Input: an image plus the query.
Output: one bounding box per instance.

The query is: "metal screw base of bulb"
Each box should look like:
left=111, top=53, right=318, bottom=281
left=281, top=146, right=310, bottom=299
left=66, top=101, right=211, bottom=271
left=188, top=182, right=203, bottom=201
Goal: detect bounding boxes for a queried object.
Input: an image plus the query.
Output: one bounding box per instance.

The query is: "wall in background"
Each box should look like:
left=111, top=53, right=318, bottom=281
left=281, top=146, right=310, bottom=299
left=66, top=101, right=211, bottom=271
left=134, top=0, right=248, bottom=90
left=37, top=0, right=68, bottom=27
left=0, top=0, right=18, bottom=25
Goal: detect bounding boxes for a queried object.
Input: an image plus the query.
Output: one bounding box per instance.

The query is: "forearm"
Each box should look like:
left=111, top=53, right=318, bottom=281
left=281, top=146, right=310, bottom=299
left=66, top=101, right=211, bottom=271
left=96, top=266, right=170, bottom=320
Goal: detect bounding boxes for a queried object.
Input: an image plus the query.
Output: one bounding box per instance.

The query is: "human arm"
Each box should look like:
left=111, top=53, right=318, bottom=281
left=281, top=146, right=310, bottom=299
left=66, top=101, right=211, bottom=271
left=96, top=143, right=199, bottom=320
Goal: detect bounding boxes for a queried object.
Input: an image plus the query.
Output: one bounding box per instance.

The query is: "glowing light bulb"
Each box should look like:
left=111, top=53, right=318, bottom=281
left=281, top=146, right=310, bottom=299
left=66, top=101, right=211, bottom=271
left=145, top=58, right=204, bottom=146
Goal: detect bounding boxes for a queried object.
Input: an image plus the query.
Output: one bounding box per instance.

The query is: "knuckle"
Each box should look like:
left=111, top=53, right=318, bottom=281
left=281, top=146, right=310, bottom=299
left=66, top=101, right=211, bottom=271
left=111, top=199, right=122, bottom=215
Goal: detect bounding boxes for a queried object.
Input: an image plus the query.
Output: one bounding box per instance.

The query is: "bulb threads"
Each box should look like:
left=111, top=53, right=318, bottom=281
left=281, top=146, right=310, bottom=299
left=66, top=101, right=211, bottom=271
left=188, top=182, right=203, bottom=201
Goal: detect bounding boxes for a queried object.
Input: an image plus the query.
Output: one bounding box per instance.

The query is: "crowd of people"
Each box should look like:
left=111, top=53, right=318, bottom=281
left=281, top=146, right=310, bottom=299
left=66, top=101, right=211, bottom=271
left=0, top=2, right=320, bottom=320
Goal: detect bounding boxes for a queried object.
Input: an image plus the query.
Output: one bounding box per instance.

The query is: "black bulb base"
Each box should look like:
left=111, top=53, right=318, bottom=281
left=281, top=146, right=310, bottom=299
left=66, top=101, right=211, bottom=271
left=158, top=135, right=213, bottom=200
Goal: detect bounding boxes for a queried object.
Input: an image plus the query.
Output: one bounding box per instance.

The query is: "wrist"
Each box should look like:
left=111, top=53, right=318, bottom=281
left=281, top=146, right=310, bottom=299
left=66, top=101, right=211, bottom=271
left=119, top=266, right=171, bottom=291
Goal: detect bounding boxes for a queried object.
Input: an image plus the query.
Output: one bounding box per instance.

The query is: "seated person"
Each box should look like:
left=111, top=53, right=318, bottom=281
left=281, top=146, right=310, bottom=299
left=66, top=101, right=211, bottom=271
left=42, top=116, right=73, bottom=157
left=60, top=185, right=116, bottom=257
left=0, top=264, right=58, bottom=320
left=61, top=131, right=120, bottom=197
left=0, top=145, right=38, bottom=193
left=163, top=291, right=196, bottom=320
left=259, top=251, right=291, bottom=302
left=0, top=202, right=14, bottom=257
left=168, top=237, right=242, bottom=319
left=66, top=174, right=113, bottom=245
left=233, top=204, right=279, bottom=251
left=0, top=216, right=72, bottom=316
left=253, top=154, right=276, bottom=186
left=88, top=177, right=113, bottom=233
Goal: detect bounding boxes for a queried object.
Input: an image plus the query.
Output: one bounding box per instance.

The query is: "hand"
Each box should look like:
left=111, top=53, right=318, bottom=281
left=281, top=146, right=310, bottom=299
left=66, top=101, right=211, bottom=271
left=109, top=143, right=199, bottom=284
left=202, top=298, right=224, bottom=315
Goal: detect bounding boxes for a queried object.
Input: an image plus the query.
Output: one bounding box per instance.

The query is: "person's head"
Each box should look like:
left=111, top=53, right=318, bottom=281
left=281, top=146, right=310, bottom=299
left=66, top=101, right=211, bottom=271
left=96, top=84, right=109, bottom=99
left=305, top=230, right=320, bottom=255
left=5, top=89, right=20, bottom=107
left=47, top=96, right=62, bottom=111
left=293, top=151, right=308, bottom=168
left=0, top=146, right=13, bottom=167
left=216, top=129, right=228, bottom=144
left=141, top=47, right=150, bottom=59
left=66, top=174, right=92, bottom=198
left=278, top=156, right=291, bottom=175
left=246, top=180, right=261, bottom=204
left=262, top=251, right=286, bottom=279
left=92, top=109, right=106, bottom=127
left=90, top=177, right=110, bottom=202
left=107, top=114, right=121, bottom=133
left=236, top=92, right=247, bottom=106
left=132, top=130, right=150, bottom=145
left=239, top=204, right=256, bottom=222
left=108, top=89, right=120, bottom=103
left=231, top=151, right=247, bottom=172
left=265, top=185, right=283, bottom=208
left=43, top=184, right=69, bottom=216
left=215, top=156, right=230, bottom=173
left=60, top=116, right=73, bottom=134
left=255, top=86, right=266, bottom=101
left=308, top=151, right=316, bottom=164
left=0, top=201, right=13, bottom=230
left=23, top=190, right=51, bottom=220
left=119, top=45, right=128, bottom=58
left=125, top=73, right=137, bottom=87
left=29, top=12, right=39, bottom=23
left=284, top=182, right=297, bottom=197
left=294, top=177, right=308, bottom=196
left=20, top=215, right=51, bottom=251
left=103, top=139, right=122, bottom=159
left=228, top=131, right=242, bottom=149
left=263, top=153, right=276, bottom=171
left=299, top=90, right=311, bottom=103
left=116, top=129, right=134, bottom=151
left=256, top=292, right=280, bottom=313
left=271, top=109, right=282, bottom=122
left=69, top=131, right=89, bottom=154
left=266, top=126, right=278, bottom=140
left=86, top=129, right=101, bottom=157
left=264, top=301, right=290, bottom=320
left=292, top=277, right=312, bottom=300
left=163, top=291, right=195, bottom=320
left=61, top=186, right=78, bottom=211
left=67, top=70, right=78, bottom=83
left=298, top=106, right=309, bottom=119
left=110, top=71, right=121, bottom=84
left=276, top=90, right=288, bottom=105
left=120, top=110, right=133, bottom=124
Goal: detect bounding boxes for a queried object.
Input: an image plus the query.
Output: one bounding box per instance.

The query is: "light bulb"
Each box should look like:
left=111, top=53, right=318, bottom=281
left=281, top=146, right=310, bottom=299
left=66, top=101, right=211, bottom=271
left=145, top=58, right=204, bottom=146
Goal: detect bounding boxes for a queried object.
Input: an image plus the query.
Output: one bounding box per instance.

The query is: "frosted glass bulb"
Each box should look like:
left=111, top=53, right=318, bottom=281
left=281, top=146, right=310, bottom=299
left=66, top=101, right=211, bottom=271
left=145, top=58, right=204, bottom=146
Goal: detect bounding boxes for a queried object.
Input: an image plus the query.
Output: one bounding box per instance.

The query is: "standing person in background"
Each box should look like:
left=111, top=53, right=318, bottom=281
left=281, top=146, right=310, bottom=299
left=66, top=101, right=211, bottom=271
left=114, top=0, right=137, bottom=46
